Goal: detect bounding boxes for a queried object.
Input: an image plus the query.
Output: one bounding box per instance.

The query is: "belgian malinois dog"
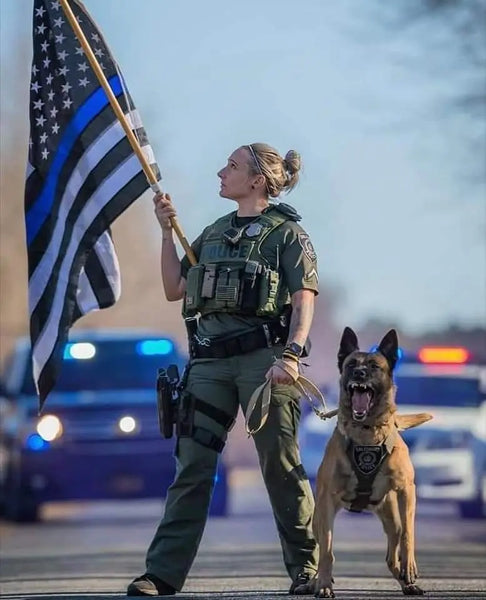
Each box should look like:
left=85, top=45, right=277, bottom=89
left=297, top=327, right=432, bottom=598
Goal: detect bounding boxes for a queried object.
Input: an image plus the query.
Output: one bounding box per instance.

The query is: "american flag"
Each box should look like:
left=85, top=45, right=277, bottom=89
left=25, top=0, right=160, bottom=410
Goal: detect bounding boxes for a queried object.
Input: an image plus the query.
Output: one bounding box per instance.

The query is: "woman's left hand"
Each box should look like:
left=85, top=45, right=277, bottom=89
left=265, top=358, right=299, bottom=385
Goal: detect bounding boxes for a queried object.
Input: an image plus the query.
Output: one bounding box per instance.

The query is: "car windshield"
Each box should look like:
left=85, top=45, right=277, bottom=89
left=395, top=375, right=482, bottom=407
left=20, top=338, right=184, bottom=394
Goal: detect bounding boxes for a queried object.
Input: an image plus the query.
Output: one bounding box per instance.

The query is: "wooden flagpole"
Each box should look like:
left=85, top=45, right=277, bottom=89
left=59, top=0, right=197, bottom=265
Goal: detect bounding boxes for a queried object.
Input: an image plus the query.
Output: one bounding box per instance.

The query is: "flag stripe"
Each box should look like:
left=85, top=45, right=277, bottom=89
left=89, top=231, right=121, bottom=304
left=26, top=75, right=123, bottom=245
left=29, top=135, right=138, bottom=335
left=141, top=144, right=156, bottom=167
left=33, top=167, right=149, bottom=393
left=28, top=118, right=127, bottom=312
left=76, top=268, right=98, bottom=314
left=26, top=100, right=132, bottom=276
left=25, top=98, right=123, bottom=218
left=25, top=169, right=44, bottom=214
left=26, top=161, right=35, bottom=179
left=32, top=153, right=142, bottom=376
left=34, top=168, right=149, bottom=400
left=29, top=137, right=143, bottom=343
left=77, top=232, right=119, bottom=313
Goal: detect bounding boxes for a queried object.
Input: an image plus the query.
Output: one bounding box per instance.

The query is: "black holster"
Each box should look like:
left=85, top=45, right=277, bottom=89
left=156, top=365, right=181, bottom=438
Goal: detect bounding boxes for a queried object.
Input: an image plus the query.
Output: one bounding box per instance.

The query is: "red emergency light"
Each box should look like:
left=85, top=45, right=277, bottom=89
left=418, top=347, right=470, bottom=364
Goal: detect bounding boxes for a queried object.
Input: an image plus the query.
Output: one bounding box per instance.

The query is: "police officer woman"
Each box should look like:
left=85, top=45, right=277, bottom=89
left=128, top=143, right=319, bottom=596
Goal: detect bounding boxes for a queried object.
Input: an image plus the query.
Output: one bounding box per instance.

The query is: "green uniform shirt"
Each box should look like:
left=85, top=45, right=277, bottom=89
left=180, top=211, right=318, bottom=338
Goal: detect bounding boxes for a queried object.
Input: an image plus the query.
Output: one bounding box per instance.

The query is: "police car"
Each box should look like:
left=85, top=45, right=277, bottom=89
left=396, top=347, right=486, bottom=519
left=0, top=330, right=229, bottom=521
left=299, top=346, right=486, bottom=519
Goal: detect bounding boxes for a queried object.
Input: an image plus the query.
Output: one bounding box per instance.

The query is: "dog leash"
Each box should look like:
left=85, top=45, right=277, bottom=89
left=245, top=361, right=336, bottom=436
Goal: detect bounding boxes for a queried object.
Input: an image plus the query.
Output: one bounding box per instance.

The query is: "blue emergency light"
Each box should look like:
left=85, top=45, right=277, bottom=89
left=136, top=339, right=174, bottom=356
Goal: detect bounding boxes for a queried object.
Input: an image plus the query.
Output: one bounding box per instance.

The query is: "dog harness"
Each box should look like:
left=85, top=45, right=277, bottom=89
left=344, top=428, right=398, bottom=512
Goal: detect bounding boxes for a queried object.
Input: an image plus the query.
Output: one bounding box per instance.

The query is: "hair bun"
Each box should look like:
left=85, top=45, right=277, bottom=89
left=284, top=150, right=301, bottom=176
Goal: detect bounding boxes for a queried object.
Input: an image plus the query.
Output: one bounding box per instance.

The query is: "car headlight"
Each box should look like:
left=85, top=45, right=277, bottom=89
left=118, top=415, right=138, bottom=434
left=37, top=414, right=63, bottom=441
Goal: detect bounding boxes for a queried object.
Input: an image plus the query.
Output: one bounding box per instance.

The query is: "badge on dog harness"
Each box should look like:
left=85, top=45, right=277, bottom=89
left=353, top=445, right=386, bottom=475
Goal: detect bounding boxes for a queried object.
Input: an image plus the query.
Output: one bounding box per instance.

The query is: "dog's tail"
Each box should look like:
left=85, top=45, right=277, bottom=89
left=395, top=412, right=433, bottom=431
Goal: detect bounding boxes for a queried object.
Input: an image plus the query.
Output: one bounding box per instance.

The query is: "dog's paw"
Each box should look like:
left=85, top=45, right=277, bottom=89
left=292, top=582, right=314, bottom=595
left=315, top=585, right=335, bottom=598
left=400, top=565, right=417, bottom=585
left=402, top=583, right=425, bottom=596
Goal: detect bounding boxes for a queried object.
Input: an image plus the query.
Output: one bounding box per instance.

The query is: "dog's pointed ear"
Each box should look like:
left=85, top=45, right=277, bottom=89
left=377, top=329, right=399, bottom=371
left=338, top=327, right=359, bottom=373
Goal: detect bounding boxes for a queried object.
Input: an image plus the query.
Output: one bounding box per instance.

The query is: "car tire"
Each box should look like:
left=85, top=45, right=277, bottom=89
left=4, top=465, right=41, bottom=522
left=458, top=497, right=484, bottom=520
left=5, top=491, right=40, bottom=522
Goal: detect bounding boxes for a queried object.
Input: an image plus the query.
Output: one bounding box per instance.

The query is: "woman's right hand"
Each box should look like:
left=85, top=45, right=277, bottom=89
left=153, top=192, right=176, bottom=232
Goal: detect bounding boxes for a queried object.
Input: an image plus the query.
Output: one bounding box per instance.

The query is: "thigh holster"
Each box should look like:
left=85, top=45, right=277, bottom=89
left=177, top=392, right=235, bottom=453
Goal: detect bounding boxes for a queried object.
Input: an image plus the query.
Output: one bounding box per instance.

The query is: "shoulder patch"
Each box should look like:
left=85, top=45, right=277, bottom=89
left=298, top=232, right=317, bottom=262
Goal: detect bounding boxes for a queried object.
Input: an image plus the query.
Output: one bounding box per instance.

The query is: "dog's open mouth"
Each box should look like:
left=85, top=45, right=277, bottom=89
left=348, top=383, right=374, bottom=421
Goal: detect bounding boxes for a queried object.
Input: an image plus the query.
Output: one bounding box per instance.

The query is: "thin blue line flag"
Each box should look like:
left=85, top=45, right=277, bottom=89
left=26, top=0, right=160, bottom=410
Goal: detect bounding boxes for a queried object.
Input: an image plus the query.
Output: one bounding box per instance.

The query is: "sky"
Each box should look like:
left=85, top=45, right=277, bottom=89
left=1, top=0, right=485, bottom=335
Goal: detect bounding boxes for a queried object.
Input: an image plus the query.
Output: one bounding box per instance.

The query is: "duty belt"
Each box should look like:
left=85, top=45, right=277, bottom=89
left=191, top=322, right=285, bottom=360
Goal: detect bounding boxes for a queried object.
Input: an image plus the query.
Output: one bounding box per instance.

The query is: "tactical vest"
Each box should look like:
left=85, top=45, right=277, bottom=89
left=183, top=204, right=300, bottom=318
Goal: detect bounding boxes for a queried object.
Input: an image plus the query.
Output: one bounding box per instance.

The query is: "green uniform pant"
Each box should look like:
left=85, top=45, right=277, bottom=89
left=145, top=347, right=318, bottom=590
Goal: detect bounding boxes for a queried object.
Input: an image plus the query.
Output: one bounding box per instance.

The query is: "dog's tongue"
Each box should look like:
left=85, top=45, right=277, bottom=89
left=352, top=391, right=371, bottom=413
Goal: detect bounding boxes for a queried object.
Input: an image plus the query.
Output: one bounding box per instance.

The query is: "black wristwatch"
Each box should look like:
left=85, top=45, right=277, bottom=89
left=283, top=342, right=303, bottom=359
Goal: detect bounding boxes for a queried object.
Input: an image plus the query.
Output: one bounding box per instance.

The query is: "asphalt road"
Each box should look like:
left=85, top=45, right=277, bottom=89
left=0, top=469, right=485, bottom=600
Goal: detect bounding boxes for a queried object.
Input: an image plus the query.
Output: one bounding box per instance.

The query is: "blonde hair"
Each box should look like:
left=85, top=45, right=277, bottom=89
left=245, top=143, right=301, bottom=197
